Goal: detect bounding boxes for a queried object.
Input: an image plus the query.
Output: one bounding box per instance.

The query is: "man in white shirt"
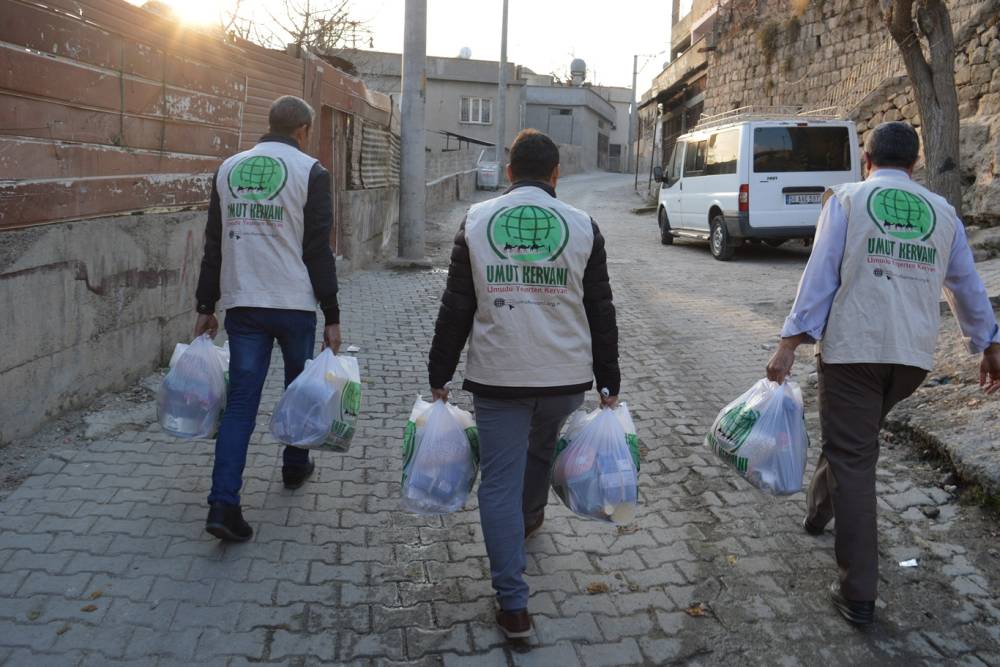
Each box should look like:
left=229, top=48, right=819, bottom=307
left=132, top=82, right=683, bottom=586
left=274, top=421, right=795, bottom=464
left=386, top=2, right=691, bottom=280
left=767, top=122, right=1000, bottom=625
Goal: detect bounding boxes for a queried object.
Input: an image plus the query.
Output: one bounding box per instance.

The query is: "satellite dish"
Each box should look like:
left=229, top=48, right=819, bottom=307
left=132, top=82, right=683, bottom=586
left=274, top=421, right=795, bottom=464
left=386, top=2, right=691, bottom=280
left=458, top=47, right=472, bottom=59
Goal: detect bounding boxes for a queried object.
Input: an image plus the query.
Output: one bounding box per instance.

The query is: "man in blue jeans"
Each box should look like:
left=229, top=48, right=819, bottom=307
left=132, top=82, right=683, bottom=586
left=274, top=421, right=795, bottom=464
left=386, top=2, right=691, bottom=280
left=194, top=96, right=341, bottom=542
left=427, top=129, right=620, bottom=638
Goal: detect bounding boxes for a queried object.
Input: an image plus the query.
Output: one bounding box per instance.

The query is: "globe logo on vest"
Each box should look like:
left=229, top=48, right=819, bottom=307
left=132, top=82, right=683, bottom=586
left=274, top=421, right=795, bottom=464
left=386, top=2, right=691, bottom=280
left=227, top=156, right=288, bottom=201
left=866, top=187, right=936, bottom=242
left=487, top=205, right=570, bottom=262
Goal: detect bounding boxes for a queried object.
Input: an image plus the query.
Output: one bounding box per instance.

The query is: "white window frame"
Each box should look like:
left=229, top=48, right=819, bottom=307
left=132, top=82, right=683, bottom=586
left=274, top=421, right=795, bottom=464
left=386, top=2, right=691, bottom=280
left=460, top=96, right=493, bottom=125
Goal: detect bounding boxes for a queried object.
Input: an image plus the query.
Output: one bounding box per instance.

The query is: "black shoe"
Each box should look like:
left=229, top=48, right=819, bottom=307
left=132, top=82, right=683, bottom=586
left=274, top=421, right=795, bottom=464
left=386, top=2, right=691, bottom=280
left=524, top=512, right=544, bottom=540
left=282, top=460, right=315, bottom=489
left=803, top=517, right=826, bottom=536
left=829, top=581, right=874, bottom=625
left=496, top=608, right=533, bottom=639
left=205, top=503, right=253, bottom=542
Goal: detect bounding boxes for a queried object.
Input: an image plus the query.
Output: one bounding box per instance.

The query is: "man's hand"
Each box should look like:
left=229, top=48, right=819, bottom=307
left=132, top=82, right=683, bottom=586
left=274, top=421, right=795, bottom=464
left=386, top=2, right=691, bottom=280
left=600, top=393, right=618, bottom=409
left=194, top=313, right=218, bottom=339
left=981, top=344, right=1000, bottom=395
left=323, top=324, right=342, bottom=353
left=766, top=335, right=806, bottom=383
left=431, top=387, right=449, bottom=403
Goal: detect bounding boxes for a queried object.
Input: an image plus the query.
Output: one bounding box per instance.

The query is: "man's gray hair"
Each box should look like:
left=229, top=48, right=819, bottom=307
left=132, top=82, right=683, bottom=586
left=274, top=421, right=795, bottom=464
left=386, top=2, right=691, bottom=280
left=269, top=95, right=314, bottom=135
left=864, top=121, right=920, bottom=169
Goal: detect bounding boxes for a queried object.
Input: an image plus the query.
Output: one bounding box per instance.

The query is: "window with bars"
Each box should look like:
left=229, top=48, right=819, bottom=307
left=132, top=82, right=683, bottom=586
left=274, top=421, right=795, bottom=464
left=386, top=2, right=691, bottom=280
left=460, top=96, right=493, bottom=124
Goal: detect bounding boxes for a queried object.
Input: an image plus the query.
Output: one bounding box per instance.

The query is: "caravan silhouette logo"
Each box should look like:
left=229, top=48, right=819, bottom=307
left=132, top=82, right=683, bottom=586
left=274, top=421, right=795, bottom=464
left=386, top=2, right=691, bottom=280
left=866, top=187, right=936, bottom=241
left=227, top=156, right=288, bottom=201
left=487, top=205, right=570, bottom=262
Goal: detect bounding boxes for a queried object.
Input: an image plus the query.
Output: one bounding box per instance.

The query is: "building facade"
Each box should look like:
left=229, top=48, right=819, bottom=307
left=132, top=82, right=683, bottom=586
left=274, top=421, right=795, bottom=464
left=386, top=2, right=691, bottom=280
left=636, top=0, right=715, bottom=194
left=341, top=49, right=524, bottom=156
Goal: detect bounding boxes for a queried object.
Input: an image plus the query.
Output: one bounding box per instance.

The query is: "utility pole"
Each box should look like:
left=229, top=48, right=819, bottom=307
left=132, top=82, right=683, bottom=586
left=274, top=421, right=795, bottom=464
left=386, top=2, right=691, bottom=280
left=496, top=0, right=509, bottom=179
left=398, top=0, right=427, bottom=261
left=627, top=54, right=637, bottom=174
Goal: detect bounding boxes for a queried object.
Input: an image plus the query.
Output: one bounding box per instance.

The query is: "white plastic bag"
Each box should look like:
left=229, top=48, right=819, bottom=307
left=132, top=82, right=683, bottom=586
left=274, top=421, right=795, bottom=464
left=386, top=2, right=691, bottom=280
left=169, top=340, right=229, bottom=373
left=706, top=379, right=809, bottom=495
left=269, top=348, right=362, bottom=451
left=551, top=404, right=640, bottom=524
left=400, top=398, right=479, bottom=515
left=157, top=334, right=227, bottom=439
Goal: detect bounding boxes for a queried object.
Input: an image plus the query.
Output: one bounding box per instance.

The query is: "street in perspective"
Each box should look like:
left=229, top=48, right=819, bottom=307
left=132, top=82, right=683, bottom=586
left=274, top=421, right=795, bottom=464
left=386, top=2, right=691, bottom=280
left=2, top=0, right=1000, bottom=666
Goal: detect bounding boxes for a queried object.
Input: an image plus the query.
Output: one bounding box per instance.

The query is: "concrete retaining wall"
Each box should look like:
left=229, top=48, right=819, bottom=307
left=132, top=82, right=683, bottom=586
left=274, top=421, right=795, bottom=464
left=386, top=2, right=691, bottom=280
left=339, top=187, right=400, bottom=273
left=427, top=170, right=478, bottom=211
left=426, top=149, right=481, bottom=183
left=558, top=144, right=586, bottom=176
left=0, top=211, right=203, bottom=443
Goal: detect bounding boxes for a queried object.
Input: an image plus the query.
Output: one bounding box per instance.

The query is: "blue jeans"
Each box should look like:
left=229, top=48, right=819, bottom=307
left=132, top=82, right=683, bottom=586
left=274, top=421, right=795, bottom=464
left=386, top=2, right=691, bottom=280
left=208, top=307, right=316, bottom=506
left=472, top=393, right=584, bottom=611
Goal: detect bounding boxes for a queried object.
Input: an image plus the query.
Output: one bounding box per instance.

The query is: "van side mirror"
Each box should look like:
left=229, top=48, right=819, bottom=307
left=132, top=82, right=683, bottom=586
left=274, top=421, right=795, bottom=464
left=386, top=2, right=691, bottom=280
left=653, top=166, right=663, bottom=182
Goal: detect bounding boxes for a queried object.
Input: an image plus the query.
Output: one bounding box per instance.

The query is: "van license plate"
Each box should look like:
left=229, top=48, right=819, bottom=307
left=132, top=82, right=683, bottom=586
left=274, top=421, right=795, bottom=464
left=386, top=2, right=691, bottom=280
left=785, top=193, right=821, bottom=205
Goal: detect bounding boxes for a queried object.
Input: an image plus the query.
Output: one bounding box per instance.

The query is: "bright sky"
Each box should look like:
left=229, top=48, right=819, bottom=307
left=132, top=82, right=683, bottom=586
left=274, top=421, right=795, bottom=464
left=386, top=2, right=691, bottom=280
left=132, top=0, right=676, bottom=93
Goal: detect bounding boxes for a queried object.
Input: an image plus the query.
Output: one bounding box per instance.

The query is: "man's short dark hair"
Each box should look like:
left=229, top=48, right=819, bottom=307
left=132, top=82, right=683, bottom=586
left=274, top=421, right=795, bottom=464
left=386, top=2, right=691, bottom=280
left=509, top=129, right=560, bottom=181
left=269, top=95, right=314, bottom=135
left=865, top=121, right=920, bottom=169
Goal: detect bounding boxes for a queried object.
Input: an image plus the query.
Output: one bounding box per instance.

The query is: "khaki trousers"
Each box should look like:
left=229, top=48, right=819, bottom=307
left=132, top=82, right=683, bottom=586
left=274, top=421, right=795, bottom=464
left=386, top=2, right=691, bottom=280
left=806, top=359, right=927, bottom=602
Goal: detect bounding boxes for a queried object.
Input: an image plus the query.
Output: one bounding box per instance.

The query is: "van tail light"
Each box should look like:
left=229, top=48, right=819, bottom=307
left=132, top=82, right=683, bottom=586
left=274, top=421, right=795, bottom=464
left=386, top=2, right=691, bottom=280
left=738, top=184, right=749, bottom=213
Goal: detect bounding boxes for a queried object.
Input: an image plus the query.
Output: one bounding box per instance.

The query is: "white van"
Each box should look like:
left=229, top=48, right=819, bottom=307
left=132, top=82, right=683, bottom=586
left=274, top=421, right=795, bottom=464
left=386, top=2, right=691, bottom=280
left=653, top=115, right=861, bottom=260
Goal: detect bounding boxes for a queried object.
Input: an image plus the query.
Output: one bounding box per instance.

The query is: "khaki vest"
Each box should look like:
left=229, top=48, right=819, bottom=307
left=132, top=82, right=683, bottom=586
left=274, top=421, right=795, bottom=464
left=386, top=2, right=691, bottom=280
left=464, top=185, right=595, bottom=387
left=819, top=172, right=957, bottom=370
left=216, top=141, right=319, bottom=313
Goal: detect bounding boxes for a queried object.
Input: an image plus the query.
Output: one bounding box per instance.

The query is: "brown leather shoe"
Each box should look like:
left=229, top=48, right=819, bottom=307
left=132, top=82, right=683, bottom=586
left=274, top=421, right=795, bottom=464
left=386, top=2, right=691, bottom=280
left=802, top=517, right=826, bottom=536
left=524, top=512, right=544, bottom=540
left=496, top=608, right=533, bottom=639
left=829, top=581, right=874, bottom=625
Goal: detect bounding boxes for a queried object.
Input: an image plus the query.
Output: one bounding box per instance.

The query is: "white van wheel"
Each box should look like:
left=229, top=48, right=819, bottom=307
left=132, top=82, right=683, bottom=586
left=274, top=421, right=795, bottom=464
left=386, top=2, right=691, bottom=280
left=710, top=214, right=736, bottom=261
left=658, top=208, right=674, bottom=245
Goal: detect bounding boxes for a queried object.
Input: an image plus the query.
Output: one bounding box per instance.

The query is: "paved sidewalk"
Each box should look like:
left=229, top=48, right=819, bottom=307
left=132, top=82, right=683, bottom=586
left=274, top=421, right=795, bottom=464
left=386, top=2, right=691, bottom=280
left=1, top=173, right=999, bottom=665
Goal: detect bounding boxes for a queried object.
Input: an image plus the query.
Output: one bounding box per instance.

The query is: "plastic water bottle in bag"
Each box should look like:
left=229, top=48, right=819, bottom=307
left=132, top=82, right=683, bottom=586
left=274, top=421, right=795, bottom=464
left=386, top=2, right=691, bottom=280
left=706, top=378, right=809, bottom=495
left=400, top=398, right=479, bottom=515
left=270, top=349, right=362, bottom=450
left=551, top=403, right=640, bottom=524
left=157, top=334, right=228, bottom=439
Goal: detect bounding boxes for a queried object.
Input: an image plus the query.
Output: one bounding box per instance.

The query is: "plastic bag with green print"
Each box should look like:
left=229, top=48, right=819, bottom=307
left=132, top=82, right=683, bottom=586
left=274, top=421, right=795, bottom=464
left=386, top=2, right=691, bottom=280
left=705, top=378, right=809, bottom=496
left=269, top=349, right=362, bottom=451
left=551, top=403, right=641, bottom=524
left=400, top=397, right=479, bottom=515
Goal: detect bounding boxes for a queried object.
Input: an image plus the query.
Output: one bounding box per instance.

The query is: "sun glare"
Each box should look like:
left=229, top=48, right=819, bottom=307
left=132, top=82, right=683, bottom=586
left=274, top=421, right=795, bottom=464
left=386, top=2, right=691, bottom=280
left=167, top=0, right=221, bottom=26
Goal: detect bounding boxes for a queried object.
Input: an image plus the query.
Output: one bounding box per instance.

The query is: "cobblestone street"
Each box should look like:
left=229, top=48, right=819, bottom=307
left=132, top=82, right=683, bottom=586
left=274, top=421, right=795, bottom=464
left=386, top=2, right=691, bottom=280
left=1, top=172, right=999, bottom=666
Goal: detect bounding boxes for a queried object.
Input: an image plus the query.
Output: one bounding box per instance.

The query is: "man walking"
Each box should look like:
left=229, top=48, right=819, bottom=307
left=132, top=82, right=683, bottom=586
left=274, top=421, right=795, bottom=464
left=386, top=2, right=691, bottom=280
left=767, top=122, right=1000, bottom=625
left=428, top=129, right=620, bottom=638
left=194, top=95, right=341, bottom=542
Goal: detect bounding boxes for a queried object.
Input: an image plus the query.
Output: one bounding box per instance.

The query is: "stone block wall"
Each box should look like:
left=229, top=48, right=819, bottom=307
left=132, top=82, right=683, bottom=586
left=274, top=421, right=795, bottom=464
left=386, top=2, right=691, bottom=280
left=702, top=0, right=1000, bottom=224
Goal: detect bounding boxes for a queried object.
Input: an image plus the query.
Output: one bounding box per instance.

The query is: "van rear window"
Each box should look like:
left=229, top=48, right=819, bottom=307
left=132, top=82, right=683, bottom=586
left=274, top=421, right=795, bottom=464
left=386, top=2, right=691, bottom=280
left=753, top=127, right=850, bottom=172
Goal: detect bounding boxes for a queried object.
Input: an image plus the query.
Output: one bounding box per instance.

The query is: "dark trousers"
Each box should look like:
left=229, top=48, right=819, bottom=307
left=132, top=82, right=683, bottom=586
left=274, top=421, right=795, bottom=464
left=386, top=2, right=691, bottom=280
left=472, top=393, right=584, bottom=610
left=208, top=307, right=316, bottom=506
left=807, top=359, right=927, bottom=601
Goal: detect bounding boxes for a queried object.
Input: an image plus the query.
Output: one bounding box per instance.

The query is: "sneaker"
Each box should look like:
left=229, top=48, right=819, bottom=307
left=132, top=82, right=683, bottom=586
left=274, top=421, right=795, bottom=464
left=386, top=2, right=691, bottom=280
left=282, top=460, right=315, bottom=489
left=829, top=581, right=874, bottom=625
left=205, top=503, right=253, bottom=542
left=496, top=608, right=533, bottom=639
left=524, top=512, right=544, bottom=540
left=802, top=517, right=826, bottom=536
